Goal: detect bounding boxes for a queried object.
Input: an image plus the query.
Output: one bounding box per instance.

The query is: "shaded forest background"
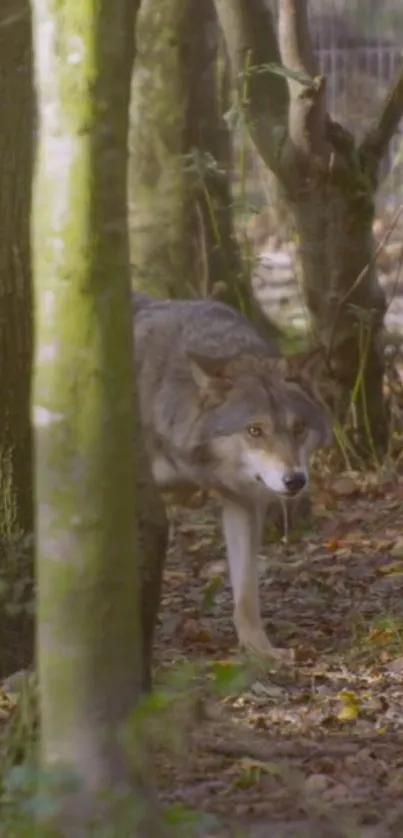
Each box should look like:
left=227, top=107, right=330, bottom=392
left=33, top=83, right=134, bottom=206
left=1, top=1, right=403, bottom=836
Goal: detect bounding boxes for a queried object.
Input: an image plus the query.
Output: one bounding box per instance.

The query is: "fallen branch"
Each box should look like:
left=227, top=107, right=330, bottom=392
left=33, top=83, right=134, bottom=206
left=202, top=733, right=376, bottom=762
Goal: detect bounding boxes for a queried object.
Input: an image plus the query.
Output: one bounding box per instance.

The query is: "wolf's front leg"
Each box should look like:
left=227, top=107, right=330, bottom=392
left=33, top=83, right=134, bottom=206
left=221, top=499, right=290, bottom=661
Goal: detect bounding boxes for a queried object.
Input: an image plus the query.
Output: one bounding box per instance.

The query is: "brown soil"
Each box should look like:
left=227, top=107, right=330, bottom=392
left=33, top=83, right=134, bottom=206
left=153, top=473, right=403, bottom=837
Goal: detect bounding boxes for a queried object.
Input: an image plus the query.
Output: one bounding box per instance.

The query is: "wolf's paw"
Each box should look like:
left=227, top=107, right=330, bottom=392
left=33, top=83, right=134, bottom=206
left=237, top=625, right=294, bottom=664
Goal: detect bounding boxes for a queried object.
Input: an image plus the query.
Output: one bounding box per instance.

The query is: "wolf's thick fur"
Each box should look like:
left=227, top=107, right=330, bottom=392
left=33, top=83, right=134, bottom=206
left=134, top=294, right=331, bottom=659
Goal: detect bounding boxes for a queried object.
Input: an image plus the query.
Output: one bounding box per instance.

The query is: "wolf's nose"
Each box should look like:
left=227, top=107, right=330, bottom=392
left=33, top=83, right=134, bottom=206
left=282, top=470, right=306, bottom=495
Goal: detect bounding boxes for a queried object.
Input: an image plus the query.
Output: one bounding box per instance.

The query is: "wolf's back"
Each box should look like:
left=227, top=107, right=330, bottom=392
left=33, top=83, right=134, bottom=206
left=133, top=295, right=279, bottom=368
left=133, top=296, right=280, bottom=450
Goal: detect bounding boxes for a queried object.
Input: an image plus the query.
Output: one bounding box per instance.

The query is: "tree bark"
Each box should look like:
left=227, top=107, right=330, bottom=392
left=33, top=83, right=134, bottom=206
left=129, top=0, right=191, bottom=298
left=214, top=0, right=402, bottom=456
left=183, top=0, right=242, bottom=297
left=32, top=0, right=166, bottom=830
left=183, top=0, right=280, bottom=340
left=127, top=2, right=179, bottom=695
left=0, top=0, right=35, bottom=678
left=132, top=385, right=168, bottom=695
left=129, top=0, right=281, bottom=341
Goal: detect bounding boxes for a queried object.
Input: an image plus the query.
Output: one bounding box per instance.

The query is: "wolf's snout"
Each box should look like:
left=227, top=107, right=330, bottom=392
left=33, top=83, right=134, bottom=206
left=282, top=470, right=306, bottom=495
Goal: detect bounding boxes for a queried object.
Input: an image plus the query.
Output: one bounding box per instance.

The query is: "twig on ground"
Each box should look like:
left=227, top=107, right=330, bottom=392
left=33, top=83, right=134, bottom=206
left=201, top=733, right=382, bottom=762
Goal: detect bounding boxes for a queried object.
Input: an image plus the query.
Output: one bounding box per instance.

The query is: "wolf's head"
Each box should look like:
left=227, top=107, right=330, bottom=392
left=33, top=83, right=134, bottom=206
left=189, top=350, right=332, bottom=500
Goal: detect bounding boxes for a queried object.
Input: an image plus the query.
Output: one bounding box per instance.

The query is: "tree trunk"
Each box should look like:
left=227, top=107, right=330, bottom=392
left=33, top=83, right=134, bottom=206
left=214, top=0, right=403, bottom=456
left=32, top=0, right=166, bottom=829
left=132, top=396, right=168, bottom=695
left=129, top=0, right=191, bottom=298
left=127, top=1, right=178, bottom=694
left=129, top=0, right=281, bottom=340
left=183, top=0, right=281, bottom=340
left=292, top=180, right=386, bottom=456
left=0, top=0, right=35, bottom=678
left=183, top=0, right=242, bottom=296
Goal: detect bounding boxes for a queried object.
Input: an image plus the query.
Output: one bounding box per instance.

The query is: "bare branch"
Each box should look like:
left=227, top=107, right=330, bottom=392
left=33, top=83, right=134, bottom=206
left=213, top=0, right=289, bottom=175
left=278, top=0, right=328, bottom=166
left=360, top=60, right=403, bottom=170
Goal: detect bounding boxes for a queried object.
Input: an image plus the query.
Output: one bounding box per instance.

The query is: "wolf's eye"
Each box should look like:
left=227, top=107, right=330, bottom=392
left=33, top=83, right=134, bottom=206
left=247, top=424, right=263, bottom=438
left=292, top=419, right=306, bottom=437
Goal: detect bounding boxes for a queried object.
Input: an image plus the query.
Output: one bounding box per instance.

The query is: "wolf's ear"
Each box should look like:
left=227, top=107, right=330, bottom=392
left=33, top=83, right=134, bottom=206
left=279, top=349, right=335, bottom=445
left=278, top=348, right=334, bottom=402
left=187, top=353, right=230, bottom=394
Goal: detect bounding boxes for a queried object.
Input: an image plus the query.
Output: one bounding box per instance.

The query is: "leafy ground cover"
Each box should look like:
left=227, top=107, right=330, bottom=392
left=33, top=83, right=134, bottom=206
left=2, top=470, right=403, bottom=837
left=153, top=469, right=403, bottom=836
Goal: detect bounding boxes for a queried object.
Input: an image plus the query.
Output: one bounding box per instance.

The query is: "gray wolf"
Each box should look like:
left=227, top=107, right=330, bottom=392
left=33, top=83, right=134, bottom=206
left=133, top=294, right=331, bottom=660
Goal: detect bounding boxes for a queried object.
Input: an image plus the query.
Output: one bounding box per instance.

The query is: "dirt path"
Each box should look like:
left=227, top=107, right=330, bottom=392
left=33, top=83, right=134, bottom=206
left=153, top=474, right=403, bottom=837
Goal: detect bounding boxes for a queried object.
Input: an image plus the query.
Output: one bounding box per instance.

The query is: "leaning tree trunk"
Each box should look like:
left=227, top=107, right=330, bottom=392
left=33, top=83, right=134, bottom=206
left=214, top=0, right=403, bottom=456
left=31, top=0, right=167, bottom=831
left=0, top=0, right=35, bottom=678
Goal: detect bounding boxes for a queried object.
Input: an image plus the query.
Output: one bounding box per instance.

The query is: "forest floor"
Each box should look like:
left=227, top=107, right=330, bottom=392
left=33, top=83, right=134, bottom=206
left=2, top=468, right=403, bottom=836
left=153, top=468, right=403, bottom=837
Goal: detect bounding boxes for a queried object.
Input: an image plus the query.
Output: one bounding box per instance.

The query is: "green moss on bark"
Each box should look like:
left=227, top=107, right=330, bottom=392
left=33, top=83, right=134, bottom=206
left=31, top=0, right=156, bottom=819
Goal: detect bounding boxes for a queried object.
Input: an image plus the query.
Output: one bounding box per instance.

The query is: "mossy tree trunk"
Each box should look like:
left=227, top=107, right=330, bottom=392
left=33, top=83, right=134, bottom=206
left=0, top=0, right=35, bottom=678
left=214, top=0, right=403, bottom=456
left=129, top=0, right=281, bottom=340
left=31, top=0, right=167, bottom=829
left=129, top=0, right=191, bottom=298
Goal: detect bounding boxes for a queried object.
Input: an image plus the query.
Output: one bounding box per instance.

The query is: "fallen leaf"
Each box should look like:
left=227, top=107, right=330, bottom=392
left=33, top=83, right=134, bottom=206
left=182, top=618, right=212, bottom=645
left=230, top=758, right=270, bottom=788
left=187, top=538, right=211, bottom=554
left=305, top=773, right=330, bottom=793
left=330, top=475, right=359, bottom=497
left=373, top=539, right=394, bottom=551
left=369, top=627, right=394, bottom=645
left=378, top=561, right=403, bottom=576
left=250, top=681, right=284, bottom=699
left=164, top=570, right=187, bottom=582
left=390, top=538, right=403, bottom=559
left=323, top=538, right=340, bottom=550
left=336, top=690, right=360, bottom=722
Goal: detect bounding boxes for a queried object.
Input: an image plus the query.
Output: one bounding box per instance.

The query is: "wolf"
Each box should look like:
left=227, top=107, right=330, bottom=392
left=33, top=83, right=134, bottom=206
left=133, top=294, right=332, bottom=660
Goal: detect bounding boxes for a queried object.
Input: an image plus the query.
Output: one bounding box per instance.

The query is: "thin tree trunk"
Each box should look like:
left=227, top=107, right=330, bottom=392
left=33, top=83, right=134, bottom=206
left=184, top=0, right=242, bottom=295
left=127, top=1, right=175, bottom=694
left=32, top=0, right=166, bottom=830
left=0, top=0, right=34, bottom=678
left=129, top=0, right=191, bottom=298
left=183, top=0, right=281, bottom=340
